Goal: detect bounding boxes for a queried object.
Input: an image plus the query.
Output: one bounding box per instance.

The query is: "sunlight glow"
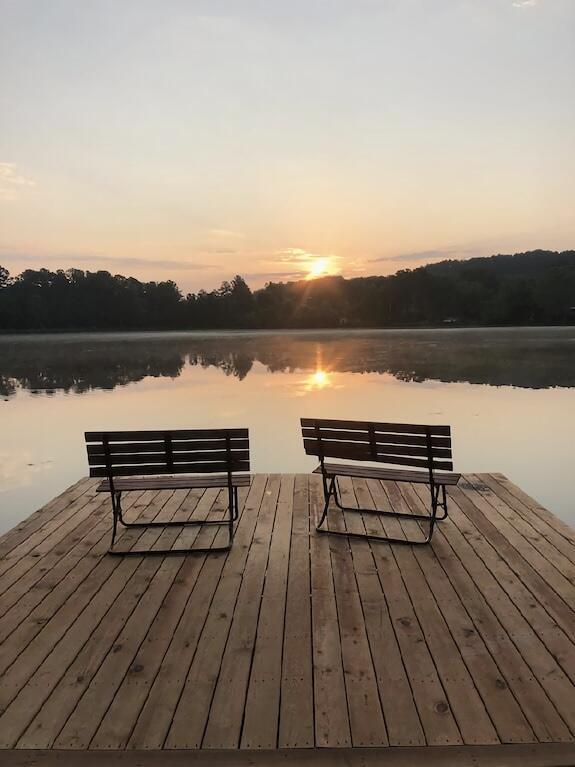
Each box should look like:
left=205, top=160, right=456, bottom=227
left=305, top=369, right=332, bottom=390
left=306, top=257, right=331, bottom=280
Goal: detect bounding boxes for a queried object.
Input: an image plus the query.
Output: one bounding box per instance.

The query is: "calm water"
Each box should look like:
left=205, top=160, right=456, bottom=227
left=1, top=327, right=574, bottom=533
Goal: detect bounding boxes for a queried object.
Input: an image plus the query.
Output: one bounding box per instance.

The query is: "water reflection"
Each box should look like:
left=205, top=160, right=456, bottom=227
left=305, top=370, right=332, bottom=390
left=0, top=327, right=574, bottom=397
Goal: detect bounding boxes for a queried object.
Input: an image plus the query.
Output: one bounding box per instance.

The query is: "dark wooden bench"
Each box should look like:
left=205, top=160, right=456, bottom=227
left=85, top=428, right=251, bottom=555
left=301, top=418, right=460, bottom=544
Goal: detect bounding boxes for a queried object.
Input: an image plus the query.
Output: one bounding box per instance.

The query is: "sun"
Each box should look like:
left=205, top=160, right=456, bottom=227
left=306, top=257, right=331, bottom=280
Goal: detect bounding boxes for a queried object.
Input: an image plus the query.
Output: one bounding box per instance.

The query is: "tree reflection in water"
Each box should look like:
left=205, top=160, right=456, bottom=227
left=1, top=327, right=574, bottom=398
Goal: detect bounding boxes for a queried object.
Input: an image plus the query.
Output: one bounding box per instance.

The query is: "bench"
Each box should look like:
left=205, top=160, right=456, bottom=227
left=301, top=418, right=460, bottom=544
left=85, top=428, right=251, bottom=555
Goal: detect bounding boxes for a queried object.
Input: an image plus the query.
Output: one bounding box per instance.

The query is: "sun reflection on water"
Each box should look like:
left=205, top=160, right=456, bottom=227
left=305, top=369, right=331, bottom=390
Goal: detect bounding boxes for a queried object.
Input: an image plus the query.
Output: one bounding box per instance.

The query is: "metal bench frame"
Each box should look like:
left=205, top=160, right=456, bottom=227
left=85, top=429, right=250, bottom=555
left=106, top=478, right=240, bottom=556
left=302, top=418, right=459, bottom=545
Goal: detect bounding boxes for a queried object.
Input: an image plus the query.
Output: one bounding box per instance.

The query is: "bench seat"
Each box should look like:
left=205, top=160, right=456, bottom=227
left=96, top=474, right=252, bottom=493
left=314, top=462, right=460, bottom=486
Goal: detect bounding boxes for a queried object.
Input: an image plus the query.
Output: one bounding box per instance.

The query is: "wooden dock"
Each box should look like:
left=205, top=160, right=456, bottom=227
left=0, top=473, right=574, bottom=766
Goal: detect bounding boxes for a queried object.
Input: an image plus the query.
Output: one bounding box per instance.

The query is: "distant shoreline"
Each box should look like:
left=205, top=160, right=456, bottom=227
left=1, top=323, right=574, bottom=337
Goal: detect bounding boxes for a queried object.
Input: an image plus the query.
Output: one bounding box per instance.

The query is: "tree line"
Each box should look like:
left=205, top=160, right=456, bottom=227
left=0, top=249, right=574, bottom=331
left=2, top=327, right=574, bottom=397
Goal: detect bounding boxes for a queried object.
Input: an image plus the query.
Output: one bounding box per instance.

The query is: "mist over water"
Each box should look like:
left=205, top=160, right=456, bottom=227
left=1, top=327, right=574, bottom=531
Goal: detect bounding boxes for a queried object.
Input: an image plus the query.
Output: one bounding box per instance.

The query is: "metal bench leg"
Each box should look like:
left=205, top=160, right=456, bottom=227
left=108, top=487, right=239, bottom=556
left=315, top=475, right=439, bottom=545
left=331, top=476, right=445, bottom=524
left=316, top=476, right=336, bottom=531
left=440, top=484, right=448, bottom=520
left=233, top=485, right=239, bottom=521
left=227, top=484, right=235, bottom=546
left=110, top=492, right=120, bottom=550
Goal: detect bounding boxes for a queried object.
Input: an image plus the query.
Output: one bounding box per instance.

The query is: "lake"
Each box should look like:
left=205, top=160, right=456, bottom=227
left=1, top=327, right=574, bottom=533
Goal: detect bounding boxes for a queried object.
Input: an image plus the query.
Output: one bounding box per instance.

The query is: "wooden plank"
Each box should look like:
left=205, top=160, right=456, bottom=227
left=200, top=475, right=284, bottom=748
left=324, top=477, right=388, bottom=747
left=127, top=475, right=268, bottom=749
left=300, top=419, right=451, bottom=436
left=342, top=478, right=425, bottom=747
left=278, top=475, right=314, bottom=749
left=163, top=475, right=279, bottom=749
left=0, top=488, right=182, bottom=748
left=316, top=463, right=460, bottom=484
left=0, top=492, right=114, bottom=641
left=87, top=449, right=250, bottom=466
left=379, top=480, right=509, bottom=744
left=4, top=744, right=575, bottom=766
left=461, top=476, right=575, bottom=603
left=240, top=475, right=295, bottom=748
left=51, top=491, right=215, bottom=749
left=0, top=477, right=93, bottom=558
left=489, top=473, right=575, bottom=545
left=96, top=475, right=251, bottom=492
left=18, top=539, right=203, bottom=742
left=304, top=441, right=453, bottom=470
left=89, top=460, right=250, bottom=478
left=458, top=477, right=575, bottom=638
left=0, top=481, right=101, bottom=579
left=398, top=482, right=537, bottom=744
left=360, top=478, right=497, bottom=744
left=357, top=479, right=463, bottom=746
left=0, top=490, right=161, bottom=681
left=85, top=428, right=249, bottom=441
left=474, top=475, right=575, bottom=568
left=17, top=489, right=210, bottom=749
left=413, top=483, right=572, bottom=743
left=86, top=489, right=244, bottom=750
left=303, top=438, right=452, bottom=460
left=0, top=489, right=110, bottom=607
left=308, top=474, right=352, bottom=748
left=412, top=484, right=575, bottom=740
left=302, top=428, right=452, bottom=448
left=87, top=438, right=250, bottom=455
left=1, top=471, right=574, bottom=756
left=449, top=485, right=575, bottom=688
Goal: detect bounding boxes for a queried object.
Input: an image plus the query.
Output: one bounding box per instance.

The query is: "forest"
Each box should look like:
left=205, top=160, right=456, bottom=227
left=0, top=249, right=574, bottom=331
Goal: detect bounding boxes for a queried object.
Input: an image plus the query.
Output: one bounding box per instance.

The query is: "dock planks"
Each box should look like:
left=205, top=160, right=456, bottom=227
left=0, top=473, right=574, bottom=765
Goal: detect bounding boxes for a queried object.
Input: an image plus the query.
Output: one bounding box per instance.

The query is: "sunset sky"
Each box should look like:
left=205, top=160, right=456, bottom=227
left=1, top=0, right=574, bottom=292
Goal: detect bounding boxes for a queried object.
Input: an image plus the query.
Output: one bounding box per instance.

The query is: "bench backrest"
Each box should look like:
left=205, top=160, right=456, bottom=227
left=85, top=428, right=250, bottom=478
left=301, top=418, right=453, bottom=472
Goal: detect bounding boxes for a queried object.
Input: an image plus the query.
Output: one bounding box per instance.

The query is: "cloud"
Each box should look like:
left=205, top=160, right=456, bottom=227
left=276, top=248, right=336, bottom=264
left=370, top=248, right=479, bottom=264
left=0, top=162, right=35, bottom=201
left=512, top=0, right=536, bottom=7
left=0, top=252, right=217, bottom=272
left=276, top=248, right=344, bottom=265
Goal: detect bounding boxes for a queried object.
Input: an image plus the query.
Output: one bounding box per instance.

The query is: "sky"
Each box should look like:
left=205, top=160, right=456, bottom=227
left=1, top=0, right=574, bottom=292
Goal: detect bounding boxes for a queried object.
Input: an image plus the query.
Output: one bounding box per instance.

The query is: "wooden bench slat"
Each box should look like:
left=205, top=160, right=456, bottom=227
left=85, top=428, right=249, bottom=442
left=303, top=438, right=452, bottom=460
left=89, top=461, right=250, bottom=478
left=96, top=475, right=251, bottom=492
left=300, top=418, right=451, bottom=436
left=303, top=440, right=453, bottom=470
left=87, top=439, right=249, bottom=456
left=301, top=428, right=451, bottom=448
left=314, top=463, right=461, bottom=485
left=87, top=450, right=250, bottom=467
